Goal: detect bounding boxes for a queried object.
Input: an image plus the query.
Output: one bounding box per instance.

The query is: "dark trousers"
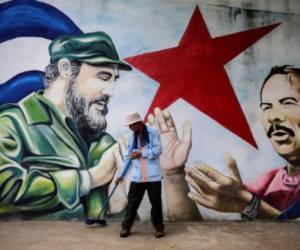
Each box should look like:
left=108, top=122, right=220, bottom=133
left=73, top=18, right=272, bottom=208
left=122, top=181, right=164, bottom=231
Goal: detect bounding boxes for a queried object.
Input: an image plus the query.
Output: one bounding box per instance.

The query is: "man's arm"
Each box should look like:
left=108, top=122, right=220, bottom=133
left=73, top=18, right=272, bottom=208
left=0, top=116, right=91, bottom=214
left=186, top=154, right=280, bottom=220
left=141, top=128, right=162, bottom=159
left=147, top=108, right=202, bottom=221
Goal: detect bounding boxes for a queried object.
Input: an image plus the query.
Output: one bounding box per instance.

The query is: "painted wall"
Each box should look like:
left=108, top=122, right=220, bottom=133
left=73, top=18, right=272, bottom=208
left=0, top=0, right=299, bottom=221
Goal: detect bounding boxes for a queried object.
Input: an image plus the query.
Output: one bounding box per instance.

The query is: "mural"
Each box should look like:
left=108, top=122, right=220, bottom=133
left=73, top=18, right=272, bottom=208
left=186, top=66, right=300, bottom=220
left=0, top=0, right=299, bottom=221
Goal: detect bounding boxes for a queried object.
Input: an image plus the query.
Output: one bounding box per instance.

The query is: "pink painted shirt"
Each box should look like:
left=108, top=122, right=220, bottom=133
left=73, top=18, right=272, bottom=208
left=245, top=167, right=300, bottom=211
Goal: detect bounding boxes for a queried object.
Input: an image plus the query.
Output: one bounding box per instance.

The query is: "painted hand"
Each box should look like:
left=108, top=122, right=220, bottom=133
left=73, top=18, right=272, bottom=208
left=107, top=136, right=129, bottom=213
left=89, top=141, right=127, bottom=187
left=111, top=134, right=129, bottom=183
left=147, top=107, right=192, bottom=173
left=185, top=153, right=252, bottom=213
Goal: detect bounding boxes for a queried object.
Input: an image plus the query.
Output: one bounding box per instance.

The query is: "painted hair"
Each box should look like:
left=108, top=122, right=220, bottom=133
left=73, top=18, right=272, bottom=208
left=43, top=61, right=82, bottom=88
left=260, top=65, right=300, bottom=101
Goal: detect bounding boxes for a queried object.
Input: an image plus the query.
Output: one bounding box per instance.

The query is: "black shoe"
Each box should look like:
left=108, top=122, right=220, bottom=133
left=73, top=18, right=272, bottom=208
left=85, top=219, right=107, bottom=226
left=155, top=230, right=164, bottom=238
left=120, top=228, right=130, bottom=238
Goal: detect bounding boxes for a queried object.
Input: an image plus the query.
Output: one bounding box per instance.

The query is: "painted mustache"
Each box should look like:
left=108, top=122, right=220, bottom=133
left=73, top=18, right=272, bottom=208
left=267, top=124, right=295, bottom=138
left=89, top=95, right=109, bottom=106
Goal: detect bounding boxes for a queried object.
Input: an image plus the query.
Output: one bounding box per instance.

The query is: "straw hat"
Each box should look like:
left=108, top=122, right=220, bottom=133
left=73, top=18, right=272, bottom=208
left=124, top=112, right=143, bottom=126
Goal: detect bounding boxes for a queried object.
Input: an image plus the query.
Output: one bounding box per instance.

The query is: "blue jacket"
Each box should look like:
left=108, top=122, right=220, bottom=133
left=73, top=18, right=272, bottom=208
left=119, top=125, right=162, bottom=182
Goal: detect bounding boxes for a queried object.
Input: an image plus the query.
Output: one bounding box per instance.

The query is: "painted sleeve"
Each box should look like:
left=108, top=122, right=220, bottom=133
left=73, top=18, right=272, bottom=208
left=141, top=129, right=162, bottom=160
left=244, top=168, right=279, bottom=198
left=0, top=117, right=85, bottom=214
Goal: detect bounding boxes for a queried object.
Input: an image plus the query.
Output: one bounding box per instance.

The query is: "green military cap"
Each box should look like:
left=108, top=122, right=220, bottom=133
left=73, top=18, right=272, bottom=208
left=49, top=31, right=132, bottom=71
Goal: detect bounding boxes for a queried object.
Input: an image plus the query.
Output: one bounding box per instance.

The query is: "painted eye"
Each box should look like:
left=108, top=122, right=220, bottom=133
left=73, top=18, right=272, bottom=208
left=262, top=107, right=270, bottom=111
left=97, top=72, right=112, bottom=81
left=260, top=104, right=271, bottom=111
left=282, top=101, right=297, bottom=106
left=280, top=98, right=298, bottom=107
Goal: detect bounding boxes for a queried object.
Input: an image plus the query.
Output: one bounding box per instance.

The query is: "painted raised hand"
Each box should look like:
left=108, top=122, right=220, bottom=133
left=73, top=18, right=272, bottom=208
left=147, top=107, right=192, bottom=173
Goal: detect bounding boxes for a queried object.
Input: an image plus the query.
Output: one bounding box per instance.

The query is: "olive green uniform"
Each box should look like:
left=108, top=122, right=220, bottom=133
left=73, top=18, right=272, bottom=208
left=0, top=92, right=115, bottom=218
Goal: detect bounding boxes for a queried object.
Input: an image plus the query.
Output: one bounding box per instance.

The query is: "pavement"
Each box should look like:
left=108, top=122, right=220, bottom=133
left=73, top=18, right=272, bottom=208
left=0, top=220, right=299, bottom=250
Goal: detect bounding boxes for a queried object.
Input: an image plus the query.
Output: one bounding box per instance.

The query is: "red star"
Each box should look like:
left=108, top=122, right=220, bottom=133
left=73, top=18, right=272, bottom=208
left=125, top=6, right=280, bottom=148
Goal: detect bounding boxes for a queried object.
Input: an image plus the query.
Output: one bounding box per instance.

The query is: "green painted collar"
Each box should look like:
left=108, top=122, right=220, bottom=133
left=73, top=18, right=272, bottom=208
left=19, top=91, right=67, bottom=125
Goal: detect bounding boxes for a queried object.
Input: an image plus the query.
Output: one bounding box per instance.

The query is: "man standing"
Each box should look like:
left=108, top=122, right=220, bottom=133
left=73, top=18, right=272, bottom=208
left=186, top=65, right=300, bottom=220
left=116, top=112, right=164, bottom=238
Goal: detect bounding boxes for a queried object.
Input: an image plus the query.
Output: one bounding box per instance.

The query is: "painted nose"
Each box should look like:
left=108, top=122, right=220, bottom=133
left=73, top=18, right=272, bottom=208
left=102, top=82, right=115, bottom=97
left=267, top=107, right=285, bottom=124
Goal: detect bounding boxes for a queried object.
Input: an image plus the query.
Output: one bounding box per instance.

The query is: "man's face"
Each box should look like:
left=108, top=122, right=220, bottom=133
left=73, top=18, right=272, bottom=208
left=75, top=63, right=119, bottom=113
left=260, top=74, right=300, bottom=161
left=65, top=63, right=119, bottom=140
left=129, top=122, right=144, bottom=134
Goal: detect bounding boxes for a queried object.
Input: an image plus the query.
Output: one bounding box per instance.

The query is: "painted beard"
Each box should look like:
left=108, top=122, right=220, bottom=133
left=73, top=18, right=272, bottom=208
left=65, top=77, right=109, bottom=142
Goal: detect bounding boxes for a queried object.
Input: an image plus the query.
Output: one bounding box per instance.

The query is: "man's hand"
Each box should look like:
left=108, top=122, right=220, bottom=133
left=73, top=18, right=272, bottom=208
left=185, top=153, right=252, bottom=213
left=130, top=151, right=141, bottom=160
left=115, top=177, right=123, bottom=186
left=147, top=107, right=191, bottom=173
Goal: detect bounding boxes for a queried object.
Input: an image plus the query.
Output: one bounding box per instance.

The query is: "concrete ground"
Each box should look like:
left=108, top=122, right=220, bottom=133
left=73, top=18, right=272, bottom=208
left=0, top=221, right=299, bottom=250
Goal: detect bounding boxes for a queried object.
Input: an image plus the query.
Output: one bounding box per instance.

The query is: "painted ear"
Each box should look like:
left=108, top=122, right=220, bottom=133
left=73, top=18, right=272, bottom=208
left=57, top=58, right=72, bottom=79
